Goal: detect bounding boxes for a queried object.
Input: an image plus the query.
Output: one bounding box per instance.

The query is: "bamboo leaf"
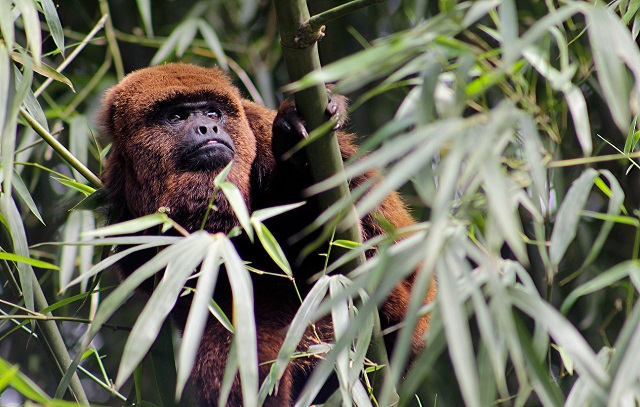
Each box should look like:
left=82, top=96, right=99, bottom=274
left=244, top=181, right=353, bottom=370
left=549, top=169, right=599, bottom=266
left=14, top=0, right=41, bottom=64
left=136, top=0, right=153, bottom=36
left=82, top=213, right=173, bottom=238
left=197, top=19, right=228, bottom=70
left=437, top=256, right=481, bottom=407
left=221, top=238, right=258, bottom=407
left=90, top=233, right=210, bottom=338
left=39, top=0, right=65, bottom=54
left=0, top=252, right=59, bottom=270
left=587, top=7, right=631, bottom=131
left=176, top=239, right=222, bottom=398
left=0, top=358, right=50, bottom=403
left=115, top=234, right=209, bottom=388
left=252, top=220, right=291, bottom=276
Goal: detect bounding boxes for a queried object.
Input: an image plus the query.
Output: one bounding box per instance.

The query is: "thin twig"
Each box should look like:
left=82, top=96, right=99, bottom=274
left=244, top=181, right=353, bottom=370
left=98, top=3, right=124, bottom=80
left=35, top=15, right=108, bottom=97
left=306, top=0, right=384, bottom=32
left=547, top=151, right=640, bottom=168
left=19, top=108, right=102, bottom=189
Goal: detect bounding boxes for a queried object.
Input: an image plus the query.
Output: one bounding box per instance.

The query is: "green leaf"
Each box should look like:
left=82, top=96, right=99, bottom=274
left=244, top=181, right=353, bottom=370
left=220, top=182, right=253, bottom=242
left=11, top=52, right=74, bottom=91
left=0, top=198, right=35, bottom=313
left=0, top=358, right=50, bottom=403
left=258, top=276, right=331, bottom=404
left=510, top=287, right=609, bottom=390
left=221, top=238, right=258, bottom=407
left=14, top=0, right=41, bottom=64
left=328, top=278, right=352, bottom=404
left=561, top=261, right=640, bottom=315
left=176, top=239, right=222, bottom=398
left=549, top=168, right=599, bottom=266
left=498, top=0, right=518, bottom=65
left=0, top=0, right=15, bottom=50
left=136, top=0, right=153, bottom=36
left=252, top=220, right=291, bottom=276
left=39, top=0, right=64, bottom=54
left=251, top=202, right=305, bottom=223
left=577, top=171, right=624, bottom=269
left=61, top=241, right=171, bottom=292
left=12, top=169, right=45, bottom=225
left=208, top=299, right=234, bottom=333
left=552, top=344, right=574, bottom=375
left=51, top=176, right=95, bottom=196
left=437, top=256, right=481, bottom=407
left=90, top=233, right=210, bottom=339
left=0, top=251, right=59, bottom=270
left=331, top=240, right=359, bottom=250
left=150, top=24, right=185, bottom=65
left=115, top=234, right=209, bottom=388
left=587, top=7, right=631, bottom=132
left=605, top=299, right=640, bottom=406
left=82, top=213, right=173, bottom=238
left=40, top=287, right=109, bottom=314
left=197, top=19, right=228, bottom=70
left=15, top=66, right=49, bottom=133
left=623, top=116, right=638, bottom=155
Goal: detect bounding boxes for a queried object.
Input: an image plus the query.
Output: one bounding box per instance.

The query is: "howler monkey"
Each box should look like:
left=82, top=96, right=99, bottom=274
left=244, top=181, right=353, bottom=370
left=99, top=63, right=435, bottom=406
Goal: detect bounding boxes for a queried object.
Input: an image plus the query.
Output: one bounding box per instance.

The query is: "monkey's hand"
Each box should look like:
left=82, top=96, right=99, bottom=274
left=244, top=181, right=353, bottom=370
left=272, top=89, right=349, bottom=164
left=325, top=86, right=349, bottom=131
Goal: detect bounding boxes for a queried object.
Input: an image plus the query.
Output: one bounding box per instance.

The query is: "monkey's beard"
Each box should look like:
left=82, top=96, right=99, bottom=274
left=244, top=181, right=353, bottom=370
left=155, top=169, right=250, bottom=235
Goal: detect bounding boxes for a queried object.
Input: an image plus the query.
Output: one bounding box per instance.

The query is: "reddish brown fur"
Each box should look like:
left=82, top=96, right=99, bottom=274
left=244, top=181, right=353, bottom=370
left=100, top=63, right=435, bottom=406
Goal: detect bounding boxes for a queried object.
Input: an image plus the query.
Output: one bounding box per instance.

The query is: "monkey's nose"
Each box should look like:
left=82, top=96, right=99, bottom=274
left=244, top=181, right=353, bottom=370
left=196, top=124, right=219, bottom=135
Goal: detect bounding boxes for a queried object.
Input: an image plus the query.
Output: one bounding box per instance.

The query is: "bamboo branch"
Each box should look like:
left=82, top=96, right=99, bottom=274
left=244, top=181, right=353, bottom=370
left=0, top=256, right=90, bottom=403
left=273, top=0, right=397, bottom=403
left=33, top=274, right=90, bottom=405
left=303, top=0, right=384, bottom=42
left=273, top=0, right=364, bottom=270
left=19, top=108, right=103, bottom=189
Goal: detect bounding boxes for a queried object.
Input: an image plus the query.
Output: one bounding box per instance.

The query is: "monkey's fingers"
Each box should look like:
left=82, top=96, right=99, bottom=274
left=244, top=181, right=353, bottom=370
left=274, top=101, right=309, bottom=139
left=272, top=100, right=311, bottom=164
left=325, top=88, right=349, bottom=130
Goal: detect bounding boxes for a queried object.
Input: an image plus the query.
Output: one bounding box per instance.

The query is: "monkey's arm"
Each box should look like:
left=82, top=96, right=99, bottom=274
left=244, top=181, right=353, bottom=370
left=271, top=91, right=348, bottom=169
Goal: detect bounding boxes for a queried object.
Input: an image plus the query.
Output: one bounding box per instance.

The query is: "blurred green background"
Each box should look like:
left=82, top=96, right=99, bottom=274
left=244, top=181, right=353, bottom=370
left=3, top=0, right=640, bottom=406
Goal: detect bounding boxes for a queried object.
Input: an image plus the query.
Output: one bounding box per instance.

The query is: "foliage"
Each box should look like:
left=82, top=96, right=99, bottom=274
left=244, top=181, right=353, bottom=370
left=3, top=0, right=640, bottom=406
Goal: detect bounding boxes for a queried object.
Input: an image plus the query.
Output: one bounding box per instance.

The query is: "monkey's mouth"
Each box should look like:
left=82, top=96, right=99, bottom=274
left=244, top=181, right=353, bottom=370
left=179, top=137, right=236, bottom=171
left=192, top=138, right=235, bottom=155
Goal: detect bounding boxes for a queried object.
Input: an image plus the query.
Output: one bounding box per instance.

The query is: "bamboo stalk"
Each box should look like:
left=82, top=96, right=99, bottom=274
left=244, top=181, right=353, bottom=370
left=273, top=0, right=364, bottom=269
left=272, top=0, right=397, bottom=402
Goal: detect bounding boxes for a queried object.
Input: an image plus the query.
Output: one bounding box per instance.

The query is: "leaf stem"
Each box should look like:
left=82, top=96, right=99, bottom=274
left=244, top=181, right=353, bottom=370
left=306, top=0, right=384, bottom=32
left=19, top=108, right=102, bottom=189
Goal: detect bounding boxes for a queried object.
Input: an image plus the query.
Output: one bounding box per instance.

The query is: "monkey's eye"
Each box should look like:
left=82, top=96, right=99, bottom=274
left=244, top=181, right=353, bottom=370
left=206, top=110, right=221, bottom=120
left=168, top=112, right=188, bottom=123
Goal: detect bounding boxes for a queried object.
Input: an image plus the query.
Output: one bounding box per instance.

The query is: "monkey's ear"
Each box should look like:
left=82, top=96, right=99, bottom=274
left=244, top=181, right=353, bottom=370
left=241, top=99, right=277, bottom=189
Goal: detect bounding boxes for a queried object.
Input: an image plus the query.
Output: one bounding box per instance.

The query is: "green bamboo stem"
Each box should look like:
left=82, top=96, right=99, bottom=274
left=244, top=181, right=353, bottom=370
left=19, top=108, right=102, bottom=189
left=273, top=0, right=397, bottom=403
left=273, top=0, right=365, bottom=269
left=34, top=15, right=108, bottom=97
left=98, top=0, right=124, bottom=80
left=0, top=187, right=89, bottom=404
left=305, top=0, right=384, bottom=35
left=32, top=273, right=90, bottom=404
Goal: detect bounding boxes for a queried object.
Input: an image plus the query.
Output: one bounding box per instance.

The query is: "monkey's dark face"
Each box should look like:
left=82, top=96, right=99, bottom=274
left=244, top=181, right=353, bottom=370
left=161, top=101, right=236, bottom=172
left=100, top=64, right=258, bottom=232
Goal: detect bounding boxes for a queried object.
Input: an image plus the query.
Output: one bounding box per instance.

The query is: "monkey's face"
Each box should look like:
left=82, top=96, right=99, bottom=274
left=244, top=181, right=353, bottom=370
left=100, top=64, right=257, bottom=232
left=165, top=101, right=235, bottom=172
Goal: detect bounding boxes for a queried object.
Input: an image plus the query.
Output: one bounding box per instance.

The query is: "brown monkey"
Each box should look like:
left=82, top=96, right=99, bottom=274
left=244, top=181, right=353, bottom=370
left=99, top=63, right=435, bottom=406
